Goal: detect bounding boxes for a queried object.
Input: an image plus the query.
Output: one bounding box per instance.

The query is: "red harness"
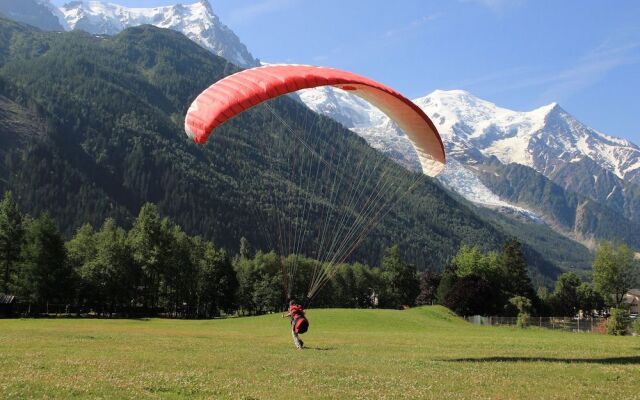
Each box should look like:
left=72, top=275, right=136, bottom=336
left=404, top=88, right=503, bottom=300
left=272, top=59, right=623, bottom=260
left=289, top=305, right=309, bottom=334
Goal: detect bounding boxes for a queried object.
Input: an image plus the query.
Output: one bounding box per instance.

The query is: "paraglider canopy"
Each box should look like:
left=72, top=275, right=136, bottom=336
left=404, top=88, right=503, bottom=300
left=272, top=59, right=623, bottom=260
left=185, top=64, right=447, bottom=301
left=185, top=64, right=445, bottom=177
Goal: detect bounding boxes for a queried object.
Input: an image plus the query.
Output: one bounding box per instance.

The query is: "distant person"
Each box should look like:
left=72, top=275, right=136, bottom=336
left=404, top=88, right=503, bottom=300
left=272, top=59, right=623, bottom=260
left=283, top=299, right=309, bottom=349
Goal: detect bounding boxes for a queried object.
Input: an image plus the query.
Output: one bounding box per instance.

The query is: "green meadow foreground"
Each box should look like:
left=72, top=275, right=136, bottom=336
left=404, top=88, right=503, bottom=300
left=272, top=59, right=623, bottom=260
left=0, top=307, right=638, bottom=399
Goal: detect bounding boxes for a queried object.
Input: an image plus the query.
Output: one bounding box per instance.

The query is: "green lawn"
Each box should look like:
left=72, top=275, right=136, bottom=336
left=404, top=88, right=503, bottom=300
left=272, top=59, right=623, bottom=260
left=0, top=307, right=638, bottom=399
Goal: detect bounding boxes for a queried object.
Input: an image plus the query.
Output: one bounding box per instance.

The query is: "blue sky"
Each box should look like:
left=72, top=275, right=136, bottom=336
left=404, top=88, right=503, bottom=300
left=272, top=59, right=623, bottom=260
left=53, top=0, right=640, bottom=143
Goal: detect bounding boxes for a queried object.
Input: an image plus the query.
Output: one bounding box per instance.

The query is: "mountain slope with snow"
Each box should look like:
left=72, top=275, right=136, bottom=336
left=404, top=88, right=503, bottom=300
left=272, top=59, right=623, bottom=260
left=417, top=90, right=640, bottom=223
left=302, top=86, right=640, bottom=188
left=416, top=90, right=640, bottom=185
left=299, top=86, right=640, bottom=247
left=59, top=0, right=256, bottom=67
left=0, top=0, right=66, bottom=31
left=297, top=87, right=539, bottom=212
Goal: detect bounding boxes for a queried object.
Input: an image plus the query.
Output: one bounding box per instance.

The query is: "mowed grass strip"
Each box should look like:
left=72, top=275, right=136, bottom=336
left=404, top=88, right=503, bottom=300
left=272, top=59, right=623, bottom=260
left=0, top=306, right=638, bottom=399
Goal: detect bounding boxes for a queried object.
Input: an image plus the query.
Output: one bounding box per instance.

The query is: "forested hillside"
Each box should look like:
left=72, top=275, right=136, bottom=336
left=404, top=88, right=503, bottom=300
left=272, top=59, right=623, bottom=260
left=477, top=158, right=640, bottom=248
left=0, top=19, right=561, bottom=283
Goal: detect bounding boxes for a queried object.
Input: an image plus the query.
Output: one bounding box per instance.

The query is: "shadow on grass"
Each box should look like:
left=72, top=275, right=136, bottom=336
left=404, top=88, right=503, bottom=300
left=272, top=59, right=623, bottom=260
left=442, top=356, right=640, bottom=365
left=305, top=347, right=336, bottom=351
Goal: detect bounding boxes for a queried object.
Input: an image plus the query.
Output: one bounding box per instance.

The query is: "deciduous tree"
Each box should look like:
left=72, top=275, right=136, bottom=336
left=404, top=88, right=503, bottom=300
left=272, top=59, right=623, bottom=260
left=382, top=245, right=419, bottom=307
left=593, top=242, right=638, bottom=306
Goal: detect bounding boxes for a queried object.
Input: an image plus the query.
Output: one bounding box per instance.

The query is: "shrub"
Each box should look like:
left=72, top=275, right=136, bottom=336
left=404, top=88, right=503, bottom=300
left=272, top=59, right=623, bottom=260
left=516, top=312, right=530, bottom=328
left=606, top=308, right=631, bottom=336
left=510, top=296, right=532, bottom=328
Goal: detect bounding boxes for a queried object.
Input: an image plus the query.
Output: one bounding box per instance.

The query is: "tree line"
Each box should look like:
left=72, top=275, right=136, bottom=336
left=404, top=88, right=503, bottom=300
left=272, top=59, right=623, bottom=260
left=0, top=191, right=233, bottom=317
left=0, top=191, right=421, bottom=316
left=416, top=240, right=639, bottom=321
left=2, top=189, right=637, bottom=320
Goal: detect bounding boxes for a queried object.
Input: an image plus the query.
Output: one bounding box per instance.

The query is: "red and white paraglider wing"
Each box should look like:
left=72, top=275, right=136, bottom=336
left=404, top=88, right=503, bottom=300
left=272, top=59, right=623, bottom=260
left=185, top=64, right=445, bottom=177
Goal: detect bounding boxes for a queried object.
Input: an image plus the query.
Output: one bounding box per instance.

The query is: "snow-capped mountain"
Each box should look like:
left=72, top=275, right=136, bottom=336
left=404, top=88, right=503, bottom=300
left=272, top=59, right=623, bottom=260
left=299, top=86, right=640, bottom=246
left=303, top=87, right=640, bottom=184
left=302, top=86, right=640, bottom=187
left=297, top=86, right=544, bottom=218
left=296, top=86, right=389, bottom=129
left=59, top=0, right=256, bottom=67
left=38, top=0, right=70, bottom=30
left=416, top=90, right=640, bottom=185
left=416, top=91, right=640, bottom=227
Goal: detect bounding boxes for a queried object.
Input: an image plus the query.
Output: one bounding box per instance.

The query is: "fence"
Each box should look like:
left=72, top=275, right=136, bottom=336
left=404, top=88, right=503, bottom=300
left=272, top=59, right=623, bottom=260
left=2, top=302, right=196, bottom=319
left=465, top=315, right=607, bottom=333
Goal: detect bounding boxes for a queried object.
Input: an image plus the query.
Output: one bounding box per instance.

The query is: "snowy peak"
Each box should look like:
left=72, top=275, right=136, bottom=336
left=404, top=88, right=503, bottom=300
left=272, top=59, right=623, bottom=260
left=417, top=90, right=640, bottom=183
left=416, top=89, right=552, bottom=142
left=37, top=0, right=70, bottom=30
left=295, top=85, right=640, bottom=233
left=417, top=89, right=498, bottom=114
left=195, top=0, right=213, bottom=13
left=296, top=86, right=388, bottom=129
left=60, top=0, right=257, bottom=67
left=296, top=84, right=640, bottom=185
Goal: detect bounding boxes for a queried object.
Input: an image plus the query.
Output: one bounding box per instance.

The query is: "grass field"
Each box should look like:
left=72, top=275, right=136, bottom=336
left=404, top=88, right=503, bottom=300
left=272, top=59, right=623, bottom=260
left=0, top=307, right=638, bottom=399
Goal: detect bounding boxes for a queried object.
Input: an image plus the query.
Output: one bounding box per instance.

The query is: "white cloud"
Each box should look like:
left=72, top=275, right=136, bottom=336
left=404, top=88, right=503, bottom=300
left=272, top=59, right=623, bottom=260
left=537, top=40, right=640, bottom=102
left=449, top=37, right=640, bottom=104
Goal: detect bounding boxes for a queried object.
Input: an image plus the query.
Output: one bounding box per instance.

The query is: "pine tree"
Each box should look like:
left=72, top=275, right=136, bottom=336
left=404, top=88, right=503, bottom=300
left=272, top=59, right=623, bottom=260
left=127, top=203, right=165, bottom=309
left=17, top=213, right=72, bottom=305
left=0, top=192, right=24, bottom=293
left=500, top=239, right=535, bottom=299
